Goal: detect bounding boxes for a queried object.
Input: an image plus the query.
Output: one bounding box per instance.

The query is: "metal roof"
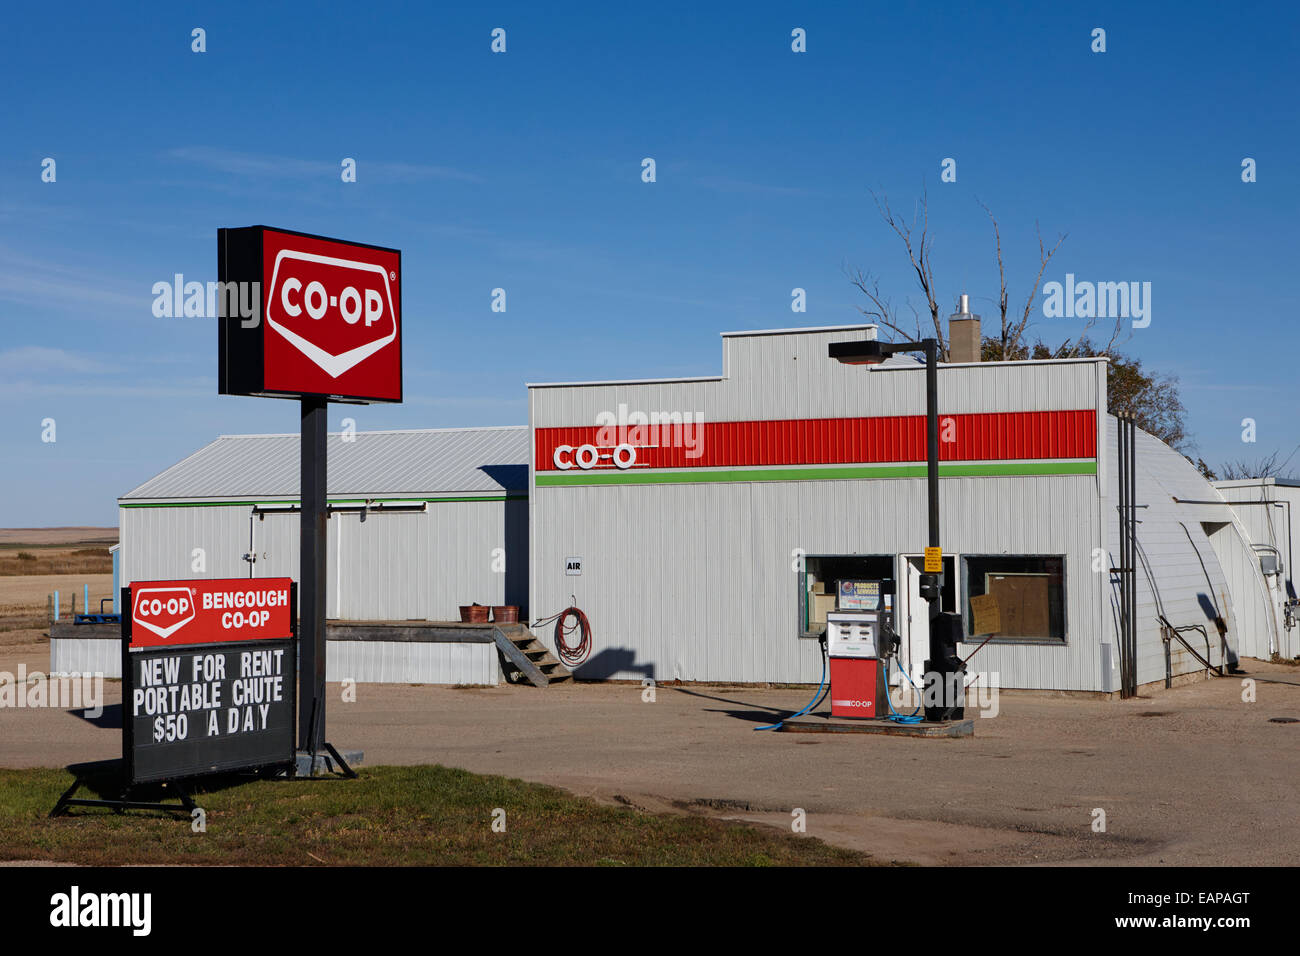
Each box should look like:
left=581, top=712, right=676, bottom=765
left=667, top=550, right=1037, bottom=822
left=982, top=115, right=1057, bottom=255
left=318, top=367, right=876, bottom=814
left=121, top=426, right=529, bottom=501
left=719, top=323, right=880, bottom=338
left=1214, top=477, right=1300, bottom=489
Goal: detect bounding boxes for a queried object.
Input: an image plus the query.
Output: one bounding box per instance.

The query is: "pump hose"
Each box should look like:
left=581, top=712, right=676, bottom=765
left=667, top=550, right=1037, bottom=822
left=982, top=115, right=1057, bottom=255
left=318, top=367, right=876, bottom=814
left=884, top=657, right=924, bottom=724
left=755, top=641, right=828, bottom=731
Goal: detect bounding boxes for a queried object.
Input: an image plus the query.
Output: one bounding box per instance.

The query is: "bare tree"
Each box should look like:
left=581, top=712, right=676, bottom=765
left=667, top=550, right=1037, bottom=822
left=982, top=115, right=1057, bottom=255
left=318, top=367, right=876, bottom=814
left=1217, top=447, right=1300, bottom=481
left=846, top=188, right=946, bottom=356
left=849, top=189, right=1190, bottom=453
left=977, top=200, right=1068, bottom=359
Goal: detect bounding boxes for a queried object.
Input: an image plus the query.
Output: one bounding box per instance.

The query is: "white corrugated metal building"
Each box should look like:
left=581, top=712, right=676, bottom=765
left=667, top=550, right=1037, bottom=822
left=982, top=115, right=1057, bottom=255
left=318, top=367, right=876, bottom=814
left=1211, top=478, right=1300, bottom=660
left=528, top=324, right=1277, bottom=692
left=115, top=426, right=529, bottom=683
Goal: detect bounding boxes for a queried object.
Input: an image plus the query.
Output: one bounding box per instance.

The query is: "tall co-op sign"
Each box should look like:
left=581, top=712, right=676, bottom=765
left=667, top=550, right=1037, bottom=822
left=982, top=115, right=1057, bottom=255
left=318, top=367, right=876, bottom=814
left=218, top=226, right=402, bottom=403
left=218, top=226, right=402, bottom=766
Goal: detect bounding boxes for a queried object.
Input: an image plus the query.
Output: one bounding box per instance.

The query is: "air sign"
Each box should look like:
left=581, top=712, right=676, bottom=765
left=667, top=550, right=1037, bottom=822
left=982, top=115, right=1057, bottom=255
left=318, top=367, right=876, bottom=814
left=123, top=578, right=297, bottom=783
left=218, top=226, right=402, bottom=403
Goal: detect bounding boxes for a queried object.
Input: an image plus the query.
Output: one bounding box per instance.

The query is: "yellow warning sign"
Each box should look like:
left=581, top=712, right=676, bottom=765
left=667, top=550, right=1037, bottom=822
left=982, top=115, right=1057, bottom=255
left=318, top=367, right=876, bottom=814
left=924, top=546, right=943, bottom=573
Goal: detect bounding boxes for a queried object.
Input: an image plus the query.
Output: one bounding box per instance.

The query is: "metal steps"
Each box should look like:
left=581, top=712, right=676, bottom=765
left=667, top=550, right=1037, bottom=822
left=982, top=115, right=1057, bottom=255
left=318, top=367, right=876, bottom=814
left=493, top=624, right=574, bottom=687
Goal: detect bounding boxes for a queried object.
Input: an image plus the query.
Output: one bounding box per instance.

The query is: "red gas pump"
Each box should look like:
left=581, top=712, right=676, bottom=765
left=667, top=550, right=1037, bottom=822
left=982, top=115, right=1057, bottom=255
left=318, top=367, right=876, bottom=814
left=826, top=579, right=896, bottom=719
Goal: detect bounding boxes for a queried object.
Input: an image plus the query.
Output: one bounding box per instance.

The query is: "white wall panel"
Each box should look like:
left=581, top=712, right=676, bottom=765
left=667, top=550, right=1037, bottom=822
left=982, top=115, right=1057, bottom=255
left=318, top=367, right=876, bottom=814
left=121, top=499, right=525, bottom=624
left=528, top=331, right=1109, bottom=690
left=326, top=641, right=498, bottom=685
left=50, top=639, right=120, bottom=678
left=532, top=330, right=1103, bottom=426
left=530, top=474, right=1103, bottom=689
left=1216, top=481, right=1300, bottom=658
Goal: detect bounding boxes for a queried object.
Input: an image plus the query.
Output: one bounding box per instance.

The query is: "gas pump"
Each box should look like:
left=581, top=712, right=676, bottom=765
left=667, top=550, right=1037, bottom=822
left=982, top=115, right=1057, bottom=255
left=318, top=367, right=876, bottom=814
left=826, top=579, right=898, bottom=718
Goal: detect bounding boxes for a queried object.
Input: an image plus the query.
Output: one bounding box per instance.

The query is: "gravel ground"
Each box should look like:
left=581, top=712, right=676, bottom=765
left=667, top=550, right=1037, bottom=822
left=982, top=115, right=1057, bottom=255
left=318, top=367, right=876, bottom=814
left=3, top=637, right=1297, bottom=866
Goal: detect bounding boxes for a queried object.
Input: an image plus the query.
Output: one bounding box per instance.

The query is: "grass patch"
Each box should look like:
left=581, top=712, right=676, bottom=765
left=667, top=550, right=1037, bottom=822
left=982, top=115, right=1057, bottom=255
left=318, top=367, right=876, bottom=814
left=0, top=765, right=877, bottom=867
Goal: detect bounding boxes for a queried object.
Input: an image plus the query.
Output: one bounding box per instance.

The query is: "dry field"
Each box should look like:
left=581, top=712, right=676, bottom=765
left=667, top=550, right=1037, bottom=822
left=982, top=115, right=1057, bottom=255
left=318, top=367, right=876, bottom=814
left=0, top=528, right=116, bottom=578
left=0, top=549, right=112, bottom=577
left=0, top=528, right=117, bottom=548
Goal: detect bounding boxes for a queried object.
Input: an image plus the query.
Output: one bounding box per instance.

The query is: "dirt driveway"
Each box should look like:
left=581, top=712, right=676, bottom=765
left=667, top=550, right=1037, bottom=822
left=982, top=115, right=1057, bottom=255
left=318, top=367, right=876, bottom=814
left=2, top=638, right=1297, bottom=866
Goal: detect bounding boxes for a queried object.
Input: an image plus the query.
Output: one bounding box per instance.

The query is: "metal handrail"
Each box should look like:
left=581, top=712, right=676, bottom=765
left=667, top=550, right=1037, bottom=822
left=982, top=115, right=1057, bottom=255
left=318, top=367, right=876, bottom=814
left=1156, top=614, right=1222, bottom=687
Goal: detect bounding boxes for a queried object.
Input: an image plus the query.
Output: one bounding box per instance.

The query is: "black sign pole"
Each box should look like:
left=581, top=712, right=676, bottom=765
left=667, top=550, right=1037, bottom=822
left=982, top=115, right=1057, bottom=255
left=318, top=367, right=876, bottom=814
left=299, top=396, right=328, bottom=754
left=121, top=586, right=133, bottom=779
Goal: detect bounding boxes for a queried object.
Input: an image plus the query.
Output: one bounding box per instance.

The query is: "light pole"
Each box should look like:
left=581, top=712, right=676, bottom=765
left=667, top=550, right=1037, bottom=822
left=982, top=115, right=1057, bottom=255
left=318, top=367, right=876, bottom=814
left=828, top=336, right=965, bottom=721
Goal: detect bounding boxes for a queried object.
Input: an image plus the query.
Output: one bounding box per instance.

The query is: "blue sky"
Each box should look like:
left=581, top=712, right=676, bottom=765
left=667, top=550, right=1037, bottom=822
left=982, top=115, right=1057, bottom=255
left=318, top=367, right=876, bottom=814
left=2, top=1, right=1297, bottom=525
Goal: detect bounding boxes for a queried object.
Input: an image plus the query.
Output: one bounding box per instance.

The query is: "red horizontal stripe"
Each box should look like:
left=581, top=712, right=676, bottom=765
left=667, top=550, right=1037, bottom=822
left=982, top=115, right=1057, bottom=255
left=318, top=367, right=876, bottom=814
left=535, top=410, right=1096, bottom=471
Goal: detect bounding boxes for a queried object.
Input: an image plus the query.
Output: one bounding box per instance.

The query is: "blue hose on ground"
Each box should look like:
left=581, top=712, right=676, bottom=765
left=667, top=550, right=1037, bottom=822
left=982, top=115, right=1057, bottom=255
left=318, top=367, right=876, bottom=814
left=883, top=658, right=925, bottom=723
left=884, top=657, right=924, bottom=724
left=755, top=642, right=827, bottom=731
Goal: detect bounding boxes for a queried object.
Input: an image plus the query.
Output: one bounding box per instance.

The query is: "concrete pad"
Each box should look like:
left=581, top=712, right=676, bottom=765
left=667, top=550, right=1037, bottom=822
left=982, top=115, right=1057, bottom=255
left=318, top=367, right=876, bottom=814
left=779, top=716, right=973, bottom=736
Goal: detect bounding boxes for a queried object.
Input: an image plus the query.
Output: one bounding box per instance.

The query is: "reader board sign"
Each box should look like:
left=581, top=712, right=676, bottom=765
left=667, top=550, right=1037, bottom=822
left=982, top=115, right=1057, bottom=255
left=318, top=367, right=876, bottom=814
left=123, top=579, right=297, bottom=784
left=218, top=226, right=402, bottom=404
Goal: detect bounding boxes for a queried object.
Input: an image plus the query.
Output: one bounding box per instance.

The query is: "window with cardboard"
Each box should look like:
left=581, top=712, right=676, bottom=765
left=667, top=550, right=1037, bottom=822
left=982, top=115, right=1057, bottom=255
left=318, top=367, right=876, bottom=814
left=962, top=555, right=1066, bottom=644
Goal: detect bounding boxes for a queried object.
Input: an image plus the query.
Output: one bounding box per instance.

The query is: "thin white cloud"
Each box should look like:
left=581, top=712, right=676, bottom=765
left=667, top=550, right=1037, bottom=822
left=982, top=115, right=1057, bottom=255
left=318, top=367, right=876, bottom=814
left=166, top=147, right=483, bottom=184
left=0, top=346, right=109, bottom=375
left=404, top=394, right=526, bottom=410
left=0, top=380, right=209, bottom=400
left=0, top=248, right=144, bottom=312
left=0, top=270, right=142, bottom=311
left=693, top=175, right=810, bottom=197
left=1189, top=383, right=1285, bottom=393
left=372, top=161, right=484, bottom=184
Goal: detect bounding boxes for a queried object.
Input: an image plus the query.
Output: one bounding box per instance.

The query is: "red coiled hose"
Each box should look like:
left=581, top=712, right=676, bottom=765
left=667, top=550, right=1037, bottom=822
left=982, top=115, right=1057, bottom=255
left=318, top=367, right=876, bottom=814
left=552, top=606, right=592, bottom=667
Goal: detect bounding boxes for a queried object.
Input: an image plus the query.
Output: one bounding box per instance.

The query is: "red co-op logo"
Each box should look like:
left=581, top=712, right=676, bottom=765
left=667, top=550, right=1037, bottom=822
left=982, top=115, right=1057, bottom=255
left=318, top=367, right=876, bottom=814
left=133, top=587, right=197, bottom=640
left=265, top=250, right=398, bottom=379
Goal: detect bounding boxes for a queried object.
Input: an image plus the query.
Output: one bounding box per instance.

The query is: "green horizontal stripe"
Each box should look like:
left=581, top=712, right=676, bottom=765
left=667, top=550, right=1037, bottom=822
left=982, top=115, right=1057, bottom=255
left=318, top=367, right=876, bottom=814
left=536, top=461, right=1096, bottom=486
left=121, top=495, right=527, bottom=508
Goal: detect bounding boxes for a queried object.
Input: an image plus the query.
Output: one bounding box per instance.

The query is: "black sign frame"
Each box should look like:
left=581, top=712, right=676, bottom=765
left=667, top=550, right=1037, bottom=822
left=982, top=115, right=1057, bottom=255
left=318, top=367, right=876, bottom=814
left=120, top=584, right=298, bottom=785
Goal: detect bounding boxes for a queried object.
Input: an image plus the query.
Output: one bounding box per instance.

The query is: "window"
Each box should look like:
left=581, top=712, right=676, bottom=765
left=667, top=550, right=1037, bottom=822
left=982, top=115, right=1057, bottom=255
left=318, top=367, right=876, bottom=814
left=798, top=555, right=894, bottom=639
left=963, top=555, right=1066, bottom=644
